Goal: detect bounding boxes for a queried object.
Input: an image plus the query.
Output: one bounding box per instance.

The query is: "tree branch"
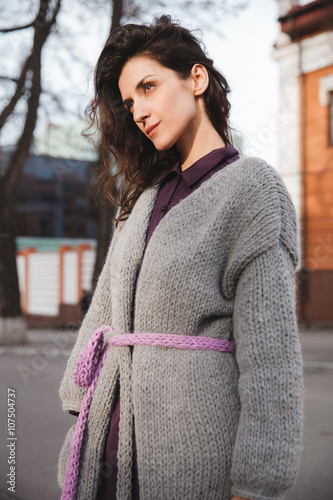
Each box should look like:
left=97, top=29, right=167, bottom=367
left=0, top=75, right=19, bottom=84
left=0, top=23, right=34, bottom=34
left=0, top=0, right=61, bottom=33
left=4, top=0, right=62, bottom=194
left=0, top=55, right=33, bottom=130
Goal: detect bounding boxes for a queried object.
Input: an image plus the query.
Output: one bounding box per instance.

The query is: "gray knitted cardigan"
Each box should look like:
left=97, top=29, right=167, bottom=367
left=58, top=155, right=304, bottom=500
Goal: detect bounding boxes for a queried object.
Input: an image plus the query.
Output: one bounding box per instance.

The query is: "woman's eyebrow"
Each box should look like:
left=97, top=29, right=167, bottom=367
left=122, top=74, right=157, bottom=106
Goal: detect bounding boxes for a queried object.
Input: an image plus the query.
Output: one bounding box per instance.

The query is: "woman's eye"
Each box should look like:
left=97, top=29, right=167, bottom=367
left=124, top=84, right=154, bottom=113
left=144, top=83, right=154, bottom=93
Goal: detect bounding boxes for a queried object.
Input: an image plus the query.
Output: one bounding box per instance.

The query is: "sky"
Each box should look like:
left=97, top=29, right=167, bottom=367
left=2, top=0, right=282, bottom=170
left=203, top=0, right=281, bottom=168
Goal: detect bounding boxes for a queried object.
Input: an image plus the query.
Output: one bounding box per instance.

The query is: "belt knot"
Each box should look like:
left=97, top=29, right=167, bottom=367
left=73, top=325, right=115, bottom=387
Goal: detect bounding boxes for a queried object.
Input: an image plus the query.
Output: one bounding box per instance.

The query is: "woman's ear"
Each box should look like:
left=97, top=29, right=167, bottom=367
left=192, top=64, right=209, bottom=96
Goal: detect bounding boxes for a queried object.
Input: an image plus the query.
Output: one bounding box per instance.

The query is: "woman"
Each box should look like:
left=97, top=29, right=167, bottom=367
left=58, top=15, right=304, bottom=500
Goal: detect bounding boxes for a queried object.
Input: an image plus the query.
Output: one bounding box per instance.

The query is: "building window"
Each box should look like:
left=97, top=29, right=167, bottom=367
left=77, top=221, right=85, bottom=237
left=38, top=217, right=51, bottom=237
left=330, top=91, right=333, bottom=147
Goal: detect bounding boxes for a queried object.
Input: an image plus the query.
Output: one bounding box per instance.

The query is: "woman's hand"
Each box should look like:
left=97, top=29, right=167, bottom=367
left=232, top=496, right=250, bottom=500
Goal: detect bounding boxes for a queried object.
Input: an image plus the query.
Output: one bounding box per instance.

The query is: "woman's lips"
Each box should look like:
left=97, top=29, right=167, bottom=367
left=148, top=123, right=159, bottom=137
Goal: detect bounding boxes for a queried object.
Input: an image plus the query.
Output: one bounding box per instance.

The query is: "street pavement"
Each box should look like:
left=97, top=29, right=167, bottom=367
left=0, top=326, right=332, bottom=500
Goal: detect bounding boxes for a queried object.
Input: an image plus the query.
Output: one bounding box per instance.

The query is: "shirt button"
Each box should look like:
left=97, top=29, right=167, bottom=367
left=161, top=205, right=167, bottom=212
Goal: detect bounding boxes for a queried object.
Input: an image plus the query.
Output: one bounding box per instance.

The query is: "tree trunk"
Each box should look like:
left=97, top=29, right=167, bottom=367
left=0, top=180, right=27, bottom=344
left=110, top=0, right=123, bottom=34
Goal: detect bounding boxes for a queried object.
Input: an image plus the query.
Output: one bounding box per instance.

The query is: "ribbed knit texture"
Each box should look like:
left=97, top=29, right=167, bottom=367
left=58, top=155, right=304, bottom=500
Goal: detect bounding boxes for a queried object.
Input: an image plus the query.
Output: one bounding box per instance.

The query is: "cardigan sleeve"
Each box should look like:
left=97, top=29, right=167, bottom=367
left=228, top=162, right=304, bottom=499
left=230, top=240, right=304, bottom=500
left=59, top=213, right=124, bottom=413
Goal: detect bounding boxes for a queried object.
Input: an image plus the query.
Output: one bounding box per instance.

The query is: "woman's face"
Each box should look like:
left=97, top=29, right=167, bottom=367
left=118, top=56, right=205, bottom=151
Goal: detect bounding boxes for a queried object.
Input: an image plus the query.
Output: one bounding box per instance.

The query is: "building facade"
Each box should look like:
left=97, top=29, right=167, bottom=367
left=273, top=0, right=333, bottom=324
left=16, top=154, right=98, bottom=239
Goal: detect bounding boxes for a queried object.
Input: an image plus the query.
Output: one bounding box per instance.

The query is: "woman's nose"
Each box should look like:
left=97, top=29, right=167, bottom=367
left=133, top=101, right=150, bottom=123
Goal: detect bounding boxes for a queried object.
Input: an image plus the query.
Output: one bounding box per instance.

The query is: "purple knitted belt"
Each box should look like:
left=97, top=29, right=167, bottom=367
left=61, top=325, right=236, bottom=500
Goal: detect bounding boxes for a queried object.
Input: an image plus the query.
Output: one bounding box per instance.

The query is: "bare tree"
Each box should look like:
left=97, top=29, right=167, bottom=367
left=0, top=0, right=61, bottom=344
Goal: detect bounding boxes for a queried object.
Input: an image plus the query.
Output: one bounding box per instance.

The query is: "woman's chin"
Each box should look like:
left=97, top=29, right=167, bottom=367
left=151, top=138, right=177, bottom=151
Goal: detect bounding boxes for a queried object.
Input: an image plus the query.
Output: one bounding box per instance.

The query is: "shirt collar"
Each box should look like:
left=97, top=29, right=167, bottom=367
left=153, top=142, right=239, bottom=187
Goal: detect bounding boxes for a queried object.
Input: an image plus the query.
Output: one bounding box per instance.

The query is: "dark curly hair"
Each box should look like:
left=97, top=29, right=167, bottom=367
left=84, top=14, right=236, bottom=227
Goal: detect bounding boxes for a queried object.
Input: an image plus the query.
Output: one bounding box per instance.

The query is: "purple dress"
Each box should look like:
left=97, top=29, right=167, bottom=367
left=96, top=143, right=239, bottom=499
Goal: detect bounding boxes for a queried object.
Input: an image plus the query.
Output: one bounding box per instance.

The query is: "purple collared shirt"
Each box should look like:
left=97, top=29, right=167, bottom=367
left=96, top=142, right=239, bottom=500
left=146, top=142, right=239, bottom=247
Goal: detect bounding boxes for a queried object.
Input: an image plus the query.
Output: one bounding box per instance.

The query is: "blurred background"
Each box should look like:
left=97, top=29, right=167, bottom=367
left=0, top=0, right=332, bottom=499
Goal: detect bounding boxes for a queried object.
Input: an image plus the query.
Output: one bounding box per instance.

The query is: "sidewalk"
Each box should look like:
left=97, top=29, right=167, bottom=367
left=299, top=326, right=333, bottom=371
left=0, top=328, right=77, bottom=357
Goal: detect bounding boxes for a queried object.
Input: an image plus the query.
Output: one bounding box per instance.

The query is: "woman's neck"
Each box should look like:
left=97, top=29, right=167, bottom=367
left=177, top=105, right=226, bottom=172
